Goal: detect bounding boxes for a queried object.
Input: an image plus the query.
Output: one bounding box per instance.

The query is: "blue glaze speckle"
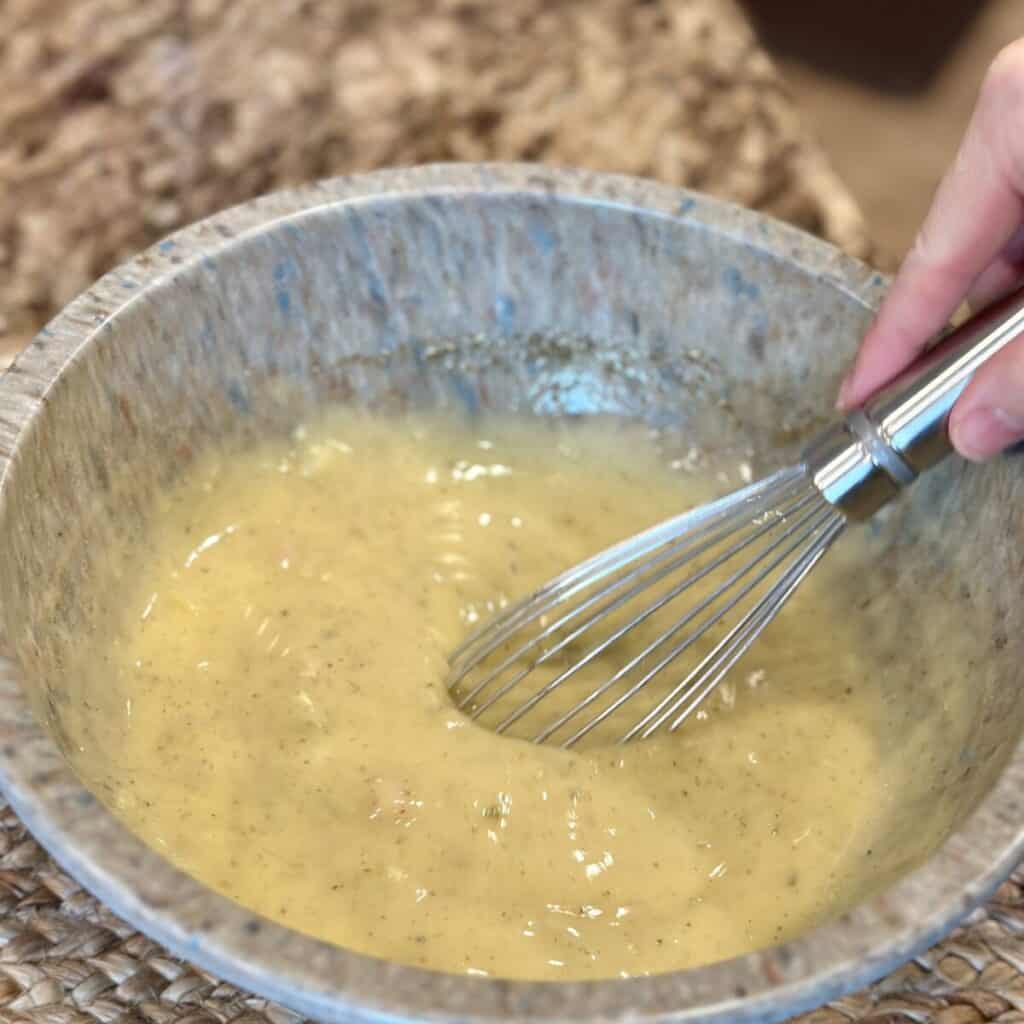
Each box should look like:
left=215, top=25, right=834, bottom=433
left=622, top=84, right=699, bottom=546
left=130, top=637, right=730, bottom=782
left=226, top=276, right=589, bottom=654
left=723, top=265, right=761, bottom=301
left=410, top=341, right=427, bottom=374
left=527, top=219, right=556, bottom=255
left=198, top=316, right=217, bottom=355
left=226, top=380, right=249, bottom=413
left=656, top=363, right=682, bottom=386
left=448, top=371, right=480, bottom=415
left=495, top=294, right=517, bottom=330
left=346, top=211, right=390, bottom=313
left=273, top=260, right=297, bottom=318
left=532, top=370, right=604, bottom=416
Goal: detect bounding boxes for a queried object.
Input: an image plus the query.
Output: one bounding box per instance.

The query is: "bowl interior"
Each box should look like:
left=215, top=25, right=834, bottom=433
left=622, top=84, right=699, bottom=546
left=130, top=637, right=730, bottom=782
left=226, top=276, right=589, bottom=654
left=0, top=169, right=1022, bottom=1023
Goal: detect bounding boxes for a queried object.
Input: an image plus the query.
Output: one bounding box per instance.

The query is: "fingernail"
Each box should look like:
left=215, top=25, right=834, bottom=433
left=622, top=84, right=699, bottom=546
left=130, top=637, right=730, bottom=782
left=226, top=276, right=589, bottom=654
left=950, top=407, right=1024, bottom=461
left=835, top=373, right=855, bottom=411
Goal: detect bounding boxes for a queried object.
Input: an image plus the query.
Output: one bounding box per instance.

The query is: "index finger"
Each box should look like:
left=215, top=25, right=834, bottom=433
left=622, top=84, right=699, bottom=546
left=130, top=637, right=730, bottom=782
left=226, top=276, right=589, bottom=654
left=839, top=41, right=1024, bottom=410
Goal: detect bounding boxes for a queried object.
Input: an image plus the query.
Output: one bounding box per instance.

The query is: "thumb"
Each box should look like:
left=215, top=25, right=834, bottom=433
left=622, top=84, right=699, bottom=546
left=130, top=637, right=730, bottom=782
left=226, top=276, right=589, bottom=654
left=949, top=326, right=1024, bottom=460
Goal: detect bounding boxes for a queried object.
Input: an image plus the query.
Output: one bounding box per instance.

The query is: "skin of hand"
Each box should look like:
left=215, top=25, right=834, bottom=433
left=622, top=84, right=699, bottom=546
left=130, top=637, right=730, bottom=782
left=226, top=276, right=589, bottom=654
left=837, top=39, right=1024, bottom=462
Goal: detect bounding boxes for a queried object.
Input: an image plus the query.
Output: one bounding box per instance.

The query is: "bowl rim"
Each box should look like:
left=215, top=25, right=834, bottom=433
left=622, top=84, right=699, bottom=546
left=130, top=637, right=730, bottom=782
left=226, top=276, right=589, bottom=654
left=0, top=163, right=1021, bottom=1024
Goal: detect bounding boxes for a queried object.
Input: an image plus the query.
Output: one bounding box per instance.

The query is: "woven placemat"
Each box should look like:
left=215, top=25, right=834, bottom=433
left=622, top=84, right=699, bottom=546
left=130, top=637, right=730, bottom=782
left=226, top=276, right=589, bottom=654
left=3, top=1, right=1019, bottom=1022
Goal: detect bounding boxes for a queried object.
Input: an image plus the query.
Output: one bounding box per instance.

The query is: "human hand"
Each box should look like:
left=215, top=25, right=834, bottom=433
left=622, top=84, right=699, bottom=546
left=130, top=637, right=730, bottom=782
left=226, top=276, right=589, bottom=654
left=837, top=40, right=1024, bottom=462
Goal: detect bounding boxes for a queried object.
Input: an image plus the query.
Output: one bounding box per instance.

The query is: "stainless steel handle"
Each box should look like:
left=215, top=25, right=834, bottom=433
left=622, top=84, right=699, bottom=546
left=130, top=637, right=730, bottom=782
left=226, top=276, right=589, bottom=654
left=805, top=284, right=1024, bottom=521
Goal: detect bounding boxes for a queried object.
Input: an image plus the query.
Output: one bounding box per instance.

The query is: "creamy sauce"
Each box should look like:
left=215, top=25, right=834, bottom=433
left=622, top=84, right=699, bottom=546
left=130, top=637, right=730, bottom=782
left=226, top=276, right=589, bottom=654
left=72, top=410, right=894, bottom=980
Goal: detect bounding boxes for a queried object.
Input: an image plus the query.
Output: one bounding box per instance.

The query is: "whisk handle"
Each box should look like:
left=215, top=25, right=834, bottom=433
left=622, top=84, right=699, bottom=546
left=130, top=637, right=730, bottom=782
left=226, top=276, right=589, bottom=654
left=805, top=284, right=1024, bottom=520
left=861, top=284, right=1024, bottom=473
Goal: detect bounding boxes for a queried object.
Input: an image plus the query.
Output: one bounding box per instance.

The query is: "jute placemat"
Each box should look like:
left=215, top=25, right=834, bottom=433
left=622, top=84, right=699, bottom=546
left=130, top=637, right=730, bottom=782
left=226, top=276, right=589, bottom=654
left=2, top=2, right=1019, bottom=1022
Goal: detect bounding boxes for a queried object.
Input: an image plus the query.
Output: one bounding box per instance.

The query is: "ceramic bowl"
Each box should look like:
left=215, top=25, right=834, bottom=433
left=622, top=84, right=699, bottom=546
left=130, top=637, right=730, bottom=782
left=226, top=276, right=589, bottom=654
left=0, top=165, right=1022, bottom=1023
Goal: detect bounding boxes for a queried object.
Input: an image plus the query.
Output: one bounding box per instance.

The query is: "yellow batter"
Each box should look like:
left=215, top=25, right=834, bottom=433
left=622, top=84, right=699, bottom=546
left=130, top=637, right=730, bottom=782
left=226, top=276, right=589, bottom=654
left=71, top=410, right=893, bottom=980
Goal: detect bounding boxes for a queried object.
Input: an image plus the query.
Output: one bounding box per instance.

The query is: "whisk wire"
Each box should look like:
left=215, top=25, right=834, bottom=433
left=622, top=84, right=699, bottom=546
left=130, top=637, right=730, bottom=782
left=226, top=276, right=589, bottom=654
left=478, top=486, right=820, bottom=731
left=665, top=516, right=845, bottom=732
left=525, top=495, right=831, bottom=744
left=448, top=467, right=848, bottom=748
left=565, top=501, right=843, bottom=747
left=448, top=467, right=805, bottom=683
left=629, top=508, right=845, bottom=741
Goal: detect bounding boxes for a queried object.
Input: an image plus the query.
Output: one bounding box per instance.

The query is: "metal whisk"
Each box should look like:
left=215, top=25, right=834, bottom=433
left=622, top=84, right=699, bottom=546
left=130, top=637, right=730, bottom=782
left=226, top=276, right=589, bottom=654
left=448, top=286, right=1024, bottom=747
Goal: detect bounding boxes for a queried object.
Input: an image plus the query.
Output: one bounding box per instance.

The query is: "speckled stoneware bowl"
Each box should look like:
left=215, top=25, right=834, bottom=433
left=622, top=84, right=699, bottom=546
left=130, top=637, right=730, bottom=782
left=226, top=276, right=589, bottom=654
left=0, top=165, right=1022, bottom=1024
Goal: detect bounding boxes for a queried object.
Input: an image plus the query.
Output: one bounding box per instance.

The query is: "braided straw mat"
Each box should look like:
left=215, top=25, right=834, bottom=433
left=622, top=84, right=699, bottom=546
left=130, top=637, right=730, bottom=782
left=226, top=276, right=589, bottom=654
left=1, top=2, right=1021, bottom=1023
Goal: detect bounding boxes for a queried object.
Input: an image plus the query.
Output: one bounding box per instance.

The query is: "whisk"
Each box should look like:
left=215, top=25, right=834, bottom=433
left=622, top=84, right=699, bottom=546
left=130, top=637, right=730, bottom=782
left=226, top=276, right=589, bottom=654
left=448, top=286, right=1024, bottom=747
